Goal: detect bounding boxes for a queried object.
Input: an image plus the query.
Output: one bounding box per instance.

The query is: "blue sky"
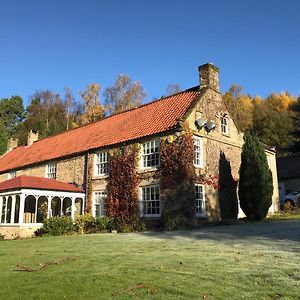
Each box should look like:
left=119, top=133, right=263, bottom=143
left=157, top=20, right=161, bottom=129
left=0, top=0, right=299, bottom=106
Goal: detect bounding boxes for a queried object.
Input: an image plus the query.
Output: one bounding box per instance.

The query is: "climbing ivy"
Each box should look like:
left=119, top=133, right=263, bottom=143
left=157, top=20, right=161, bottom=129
left=106, top=145, right=142, bottom=231
left=155, top=133, right=196, bottom=230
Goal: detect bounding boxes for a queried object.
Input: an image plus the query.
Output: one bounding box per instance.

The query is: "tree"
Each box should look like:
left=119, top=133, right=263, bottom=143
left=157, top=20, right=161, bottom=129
left=0, top=121, right=8, bottom=155
left=104, top=74, right=146, bottom=115
left=252, top=93, right=294, bottom=156
left=165, top=84, right=181, bottom=96
left=48, top=94, right=67, bottom=134
left=64, top=87, right=75, bottom=131
left=265, top=92, right=294, bottom=111
left=0, top=96, right=25, bottom=136
left=289, top=96, right=300, bottom=153
left=80, top=83, right=104, bottom=124
left=223, top=85, right=253, bottom=131
left=30, top=90, right=58, bottom=135
left=238, top=132, right=273, bottom=220
left=0, top=96, right=25, bottom=152
left=15, top=91, right=67, bottom=144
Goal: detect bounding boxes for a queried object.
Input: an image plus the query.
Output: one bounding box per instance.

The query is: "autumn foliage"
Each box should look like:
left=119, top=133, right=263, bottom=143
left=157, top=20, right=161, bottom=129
left=106, top=146, right=141, bottom=230
left=157, top=133, right=195, bottom=189
left=156, top=133, right=196, bottom=229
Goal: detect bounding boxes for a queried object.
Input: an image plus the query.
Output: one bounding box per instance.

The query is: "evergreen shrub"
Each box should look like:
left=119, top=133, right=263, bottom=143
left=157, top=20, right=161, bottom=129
left=238, top=132, right=273, bottom=220
left=35, top=216, right=75, bottom=236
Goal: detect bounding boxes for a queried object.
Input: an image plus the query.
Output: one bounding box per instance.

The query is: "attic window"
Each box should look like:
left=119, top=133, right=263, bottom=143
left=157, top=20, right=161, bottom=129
left=221, top=115, right=229, bottom=134
left=46, top=162, right=57, bottom=179
left=194, top=136, right=203, bottom=168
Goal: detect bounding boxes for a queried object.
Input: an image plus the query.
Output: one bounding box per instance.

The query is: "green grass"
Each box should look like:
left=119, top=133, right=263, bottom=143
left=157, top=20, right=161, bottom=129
left=269, top=208, right=300, bottom=221
left=0, top=220, right=300, bottom=299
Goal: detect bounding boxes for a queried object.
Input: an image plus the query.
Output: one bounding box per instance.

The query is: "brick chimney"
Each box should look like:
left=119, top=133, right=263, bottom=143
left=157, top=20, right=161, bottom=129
left=198, top=63, right=220, bottom=92
left=27, top=130, right=39, bottom=146
left=7, top=137, right=18, bottom=151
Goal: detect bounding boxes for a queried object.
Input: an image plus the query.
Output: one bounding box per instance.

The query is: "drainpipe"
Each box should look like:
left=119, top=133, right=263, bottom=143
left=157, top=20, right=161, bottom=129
left=84, top=152, right=89, bottom=213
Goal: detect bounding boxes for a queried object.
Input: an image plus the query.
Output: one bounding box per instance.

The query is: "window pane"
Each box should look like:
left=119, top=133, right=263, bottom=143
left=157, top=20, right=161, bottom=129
left=194, top=137, right=202, bottom=167
left=221, top=116, right=228, bottom=134
left=195, top=185, right=205, bottom=216
left=94, top=191, right=107, bottom=217
left=142, top=141, right=160, bottom=168
left=47, top=163, right=57, bottom=179
left=142, top=185, right=160, bottom=216
left=95, top=152, right=109, bottom=175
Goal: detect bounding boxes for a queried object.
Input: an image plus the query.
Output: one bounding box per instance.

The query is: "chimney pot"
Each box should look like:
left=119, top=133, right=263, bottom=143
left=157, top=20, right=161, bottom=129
left=7, top=137, right=18, bottom=151
left=27, top=130, right=39, bottom=146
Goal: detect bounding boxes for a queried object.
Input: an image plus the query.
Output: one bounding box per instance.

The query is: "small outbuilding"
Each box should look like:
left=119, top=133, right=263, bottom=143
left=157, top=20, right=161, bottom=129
left=0, top=175, right=85, bottom=239
left=277, top=154, right=300, bottom=201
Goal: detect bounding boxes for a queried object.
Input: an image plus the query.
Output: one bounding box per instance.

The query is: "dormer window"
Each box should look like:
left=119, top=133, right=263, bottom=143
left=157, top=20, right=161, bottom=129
left=221, top=115, right=229, bottom=135
left=46, top=162, right=57, bottom=179
left=95, top=151, right=109, bottom=176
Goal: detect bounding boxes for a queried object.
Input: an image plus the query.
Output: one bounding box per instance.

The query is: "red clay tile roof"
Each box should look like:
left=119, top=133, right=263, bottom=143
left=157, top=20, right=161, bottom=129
left=0, top=87, right=202, bottom=173
left=0, top=175, right=84, bottom=193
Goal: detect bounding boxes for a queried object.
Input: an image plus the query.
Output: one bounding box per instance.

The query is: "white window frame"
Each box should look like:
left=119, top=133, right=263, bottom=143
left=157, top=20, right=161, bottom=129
left=140, top=184, right=160, bottom=217
left=194, top=136, right=203, bottom=168
left=95, top=151, right=109, bottom=176
left=93, top=190, right=107, bottom=217
left=221, top=115, right=229, bottom=135
left=46, top=162, right=57, bottom=179
left=141, top=140, right=160, bottom=169
left=195, top=184, right=206, bottom=217
left=1, top=197, right=7, bottom=223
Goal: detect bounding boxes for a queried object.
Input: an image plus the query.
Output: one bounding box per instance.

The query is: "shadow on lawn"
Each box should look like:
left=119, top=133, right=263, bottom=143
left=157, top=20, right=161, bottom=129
left=138, top=220, right=300, bottom=253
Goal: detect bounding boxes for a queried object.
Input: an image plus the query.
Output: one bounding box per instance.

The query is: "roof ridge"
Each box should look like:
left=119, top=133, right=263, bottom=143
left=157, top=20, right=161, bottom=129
left=16, top=86, right=200, bottom=147
left=0, top=85, right=202, bottom=173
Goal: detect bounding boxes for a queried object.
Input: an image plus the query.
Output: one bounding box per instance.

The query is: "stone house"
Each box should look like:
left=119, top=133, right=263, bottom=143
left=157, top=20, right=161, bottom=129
left=0, top=63, right=279, bottom=238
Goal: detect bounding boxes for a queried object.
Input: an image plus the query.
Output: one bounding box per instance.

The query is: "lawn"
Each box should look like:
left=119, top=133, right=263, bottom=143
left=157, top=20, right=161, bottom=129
left=269, top=209, right=300, bottom=221
left=0, top=220, right=300, bottom=300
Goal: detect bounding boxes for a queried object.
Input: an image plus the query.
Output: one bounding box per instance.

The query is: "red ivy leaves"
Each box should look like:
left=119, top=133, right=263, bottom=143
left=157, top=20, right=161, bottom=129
left=106, top=147, right=139, bottom=219
left=157, top=133, right=195, bottom=189
left=204, top=174, right=220, bottom=190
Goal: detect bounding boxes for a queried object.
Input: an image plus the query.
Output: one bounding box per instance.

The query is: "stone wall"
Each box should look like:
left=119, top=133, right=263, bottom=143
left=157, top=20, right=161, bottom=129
left=185, top=88, right=280, bottom=219
left=89, top=136, right=164, bottom=217
left=0, top=173, right=7, bottom=182
left=0, top=225, right=42, bottom=240
left=16, top=165, right=45, bottom=177
left=0, top=155, right=86, bottom=187
left=56, top=155, right=86, bottom=186
left=185, top=88, right=244, bottom=220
